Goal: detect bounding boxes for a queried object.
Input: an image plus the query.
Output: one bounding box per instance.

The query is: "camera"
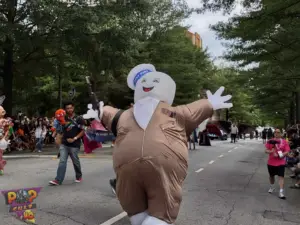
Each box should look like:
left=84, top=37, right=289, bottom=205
left=267, top=140, right=280, bottom=145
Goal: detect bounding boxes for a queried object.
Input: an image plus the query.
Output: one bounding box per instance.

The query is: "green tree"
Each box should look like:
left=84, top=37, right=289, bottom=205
left=140, top=26, right=212, bottom=105
left=199, top=0, right=300, bottom=126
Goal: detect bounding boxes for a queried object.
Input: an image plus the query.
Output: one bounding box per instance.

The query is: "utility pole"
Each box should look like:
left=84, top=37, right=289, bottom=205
left=296, top=88, right=300, bottom=123
left=58, top=72, right=62, bottom=108
left=294, top=79, right=300, bottom=123
left=57, top=57, right=63, bottom=108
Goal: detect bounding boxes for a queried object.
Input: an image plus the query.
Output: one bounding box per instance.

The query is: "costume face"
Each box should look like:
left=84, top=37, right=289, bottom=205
left=55, top=109, right=66, bottom=125
left=24, top=210, right=35, bottom=219
left=133, top=71, right=176, bottom=105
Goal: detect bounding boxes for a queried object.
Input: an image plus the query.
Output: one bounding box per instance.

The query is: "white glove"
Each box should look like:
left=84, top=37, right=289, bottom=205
left=82, top=101, right=104, bottom=121
left=0, top=139, right=10, bottom=150
left=206, top=86, right=233, bottom=110
left=199, top=119, right=209, bottom=132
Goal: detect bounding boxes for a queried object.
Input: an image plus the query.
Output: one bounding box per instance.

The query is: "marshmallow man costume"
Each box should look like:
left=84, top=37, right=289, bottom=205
left=83, top=64, right=233, bottom=225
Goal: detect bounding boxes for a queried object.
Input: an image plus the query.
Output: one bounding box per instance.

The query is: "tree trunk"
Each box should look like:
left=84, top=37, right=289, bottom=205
left=2, top=38, right=13, bottom=116
left=296, top=90, right=300, bottom=123
left=296, top=80, right=300, bottom=123
left=58, top=72, right=62, bottom=108
left=2, top=0, right=17, bottom=116
left=290, top=92, right=296, bottom=125
left=226, top=109, right=229, bottom=121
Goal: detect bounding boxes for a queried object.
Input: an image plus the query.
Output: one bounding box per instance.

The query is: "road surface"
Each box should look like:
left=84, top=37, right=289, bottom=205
left=1, top=140, right=300, bottom=225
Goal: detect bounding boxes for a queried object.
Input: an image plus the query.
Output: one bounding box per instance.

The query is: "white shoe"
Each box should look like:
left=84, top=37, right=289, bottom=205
left=130, top=212, right=148, bottom=225
left=268, top=186, right=275, bottom=193
left=279, top=191, right=286, bottom=199
left=141, top=216, right=171, bottom=225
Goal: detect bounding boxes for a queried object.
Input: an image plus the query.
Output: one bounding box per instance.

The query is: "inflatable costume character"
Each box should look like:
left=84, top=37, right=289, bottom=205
left=83, top=64, right=233, bottom=225
left=0, top=96, right=11, bottom=175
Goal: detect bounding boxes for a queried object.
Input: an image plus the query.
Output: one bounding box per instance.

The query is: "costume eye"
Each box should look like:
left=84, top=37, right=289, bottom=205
left=153, top=78, right=160, bottom=83
left=141, top=78, right=146, bottom=83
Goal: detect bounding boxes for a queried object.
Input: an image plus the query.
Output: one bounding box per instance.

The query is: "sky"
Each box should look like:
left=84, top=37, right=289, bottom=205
left=184, top=0, right=242, bottom=65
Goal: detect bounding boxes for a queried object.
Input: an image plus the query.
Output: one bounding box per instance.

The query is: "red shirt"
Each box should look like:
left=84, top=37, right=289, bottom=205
left=265, top=138, right=290, bottom=166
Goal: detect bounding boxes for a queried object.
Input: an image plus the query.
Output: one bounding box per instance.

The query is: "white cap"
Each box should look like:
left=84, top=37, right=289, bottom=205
left=127, top=64, right=156, bottom=90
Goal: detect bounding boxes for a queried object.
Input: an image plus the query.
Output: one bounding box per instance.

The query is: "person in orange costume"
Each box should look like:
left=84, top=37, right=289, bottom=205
left=55, top=109, right=67, bottom=125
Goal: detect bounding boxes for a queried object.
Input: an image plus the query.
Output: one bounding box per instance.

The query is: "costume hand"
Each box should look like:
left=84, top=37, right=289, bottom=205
left=67, top=138, right=75, bottom=143
left=206, top=86, right=233, bottom=110
left=0, top=138, right=10, bottom=150
left=199, top=119, right=209, bottom=132
left=83, top=101, right=104, bottom=121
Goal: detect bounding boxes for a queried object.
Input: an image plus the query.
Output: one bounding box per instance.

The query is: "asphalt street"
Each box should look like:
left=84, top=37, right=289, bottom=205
left=1, top=139, right=300, bottom=225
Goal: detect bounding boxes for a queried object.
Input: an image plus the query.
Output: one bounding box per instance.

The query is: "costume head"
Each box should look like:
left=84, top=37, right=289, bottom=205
left=127, top=64, right=176, bottom=105
left=55, top=109, right=66, bottom=125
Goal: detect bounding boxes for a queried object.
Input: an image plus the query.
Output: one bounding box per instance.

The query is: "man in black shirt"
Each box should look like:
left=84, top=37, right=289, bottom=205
left=49, top=101, right=85, bottom=185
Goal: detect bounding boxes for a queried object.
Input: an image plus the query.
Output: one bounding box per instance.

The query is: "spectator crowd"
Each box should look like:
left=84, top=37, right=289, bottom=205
left=5, top=114, right=56, bottom=152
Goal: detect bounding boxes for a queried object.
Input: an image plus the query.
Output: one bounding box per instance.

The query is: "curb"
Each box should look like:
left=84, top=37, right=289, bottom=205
left=4, top=154, right=113, bottom=160
left=3, top=155, right=55, bottom=159
left=3, top=146, right=113, bottom=160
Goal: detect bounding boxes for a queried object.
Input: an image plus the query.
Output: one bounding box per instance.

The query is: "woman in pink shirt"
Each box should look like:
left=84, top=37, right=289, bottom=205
left=265, top=128, right=290, bottom=199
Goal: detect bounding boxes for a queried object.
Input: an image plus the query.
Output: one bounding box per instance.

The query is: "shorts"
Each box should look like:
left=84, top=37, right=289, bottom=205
left=267, top=165, right=285, bottom=177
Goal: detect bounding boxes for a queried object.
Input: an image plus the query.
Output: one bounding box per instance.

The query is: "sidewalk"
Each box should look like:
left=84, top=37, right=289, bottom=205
left=3, top=139, right=236, bottom=159
left=3, top=143, right=113, bottom=159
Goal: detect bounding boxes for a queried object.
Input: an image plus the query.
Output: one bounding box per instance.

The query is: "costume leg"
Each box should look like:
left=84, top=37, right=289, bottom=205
left=0, top=149, right=6, bottom=173
left=143, top=156, right=187, bottom=224
left=130, top=212, right=148, bottom=225
left=116, top=161, right=147, bottom=219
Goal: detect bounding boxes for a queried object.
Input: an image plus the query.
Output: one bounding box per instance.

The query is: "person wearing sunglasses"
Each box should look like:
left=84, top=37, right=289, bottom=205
left=265, top=129, right=290, bottom=199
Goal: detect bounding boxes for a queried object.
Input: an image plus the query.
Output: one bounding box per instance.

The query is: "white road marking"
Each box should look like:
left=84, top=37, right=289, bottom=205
left=228, top=150, right=232, bottom=152
left=219, top=155, right=224, bottom=158
left=195, top=168, right=204, bottom=173
left=99, top=212, right=127, bottom=225
left=209, top=160, right=215, bottom=164
left=234, top=147, right=238, bottom=149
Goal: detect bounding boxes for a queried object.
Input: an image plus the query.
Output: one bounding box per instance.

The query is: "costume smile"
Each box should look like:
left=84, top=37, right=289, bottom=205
left=143, top=86, right=154, bottom=92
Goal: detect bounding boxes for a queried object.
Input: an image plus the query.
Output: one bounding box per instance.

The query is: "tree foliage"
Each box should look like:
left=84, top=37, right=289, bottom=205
left=0, top=0, right=272, bottom=127
left=196, top=0, right=300, bottom=127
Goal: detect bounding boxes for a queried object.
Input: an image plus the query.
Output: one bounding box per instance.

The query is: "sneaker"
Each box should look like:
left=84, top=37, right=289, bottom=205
left=109, top=179, right=117, bottom=195
left=290, top=184, right=300, bottom=189
left=49, top=180, right=60, bottom=186
left=0, top=170, right=3, bottom=175
left=38, top=150, right=42, bottom=153
left=75, top=178, right=82, bottom=183
left=290, top=174, right=296, bottom=179
left=279, top=191, right=286, bottom=199
left=268, top=186, right=275, bottom=193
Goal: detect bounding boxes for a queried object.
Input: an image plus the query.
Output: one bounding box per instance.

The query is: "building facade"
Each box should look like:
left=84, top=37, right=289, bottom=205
left=186, top=30, right=202, bottom=49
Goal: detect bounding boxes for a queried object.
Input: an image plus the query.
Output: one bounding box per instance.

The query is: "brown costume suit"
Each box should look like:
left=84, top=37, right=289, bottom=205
left=102, top=99, right=213, bottom=224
